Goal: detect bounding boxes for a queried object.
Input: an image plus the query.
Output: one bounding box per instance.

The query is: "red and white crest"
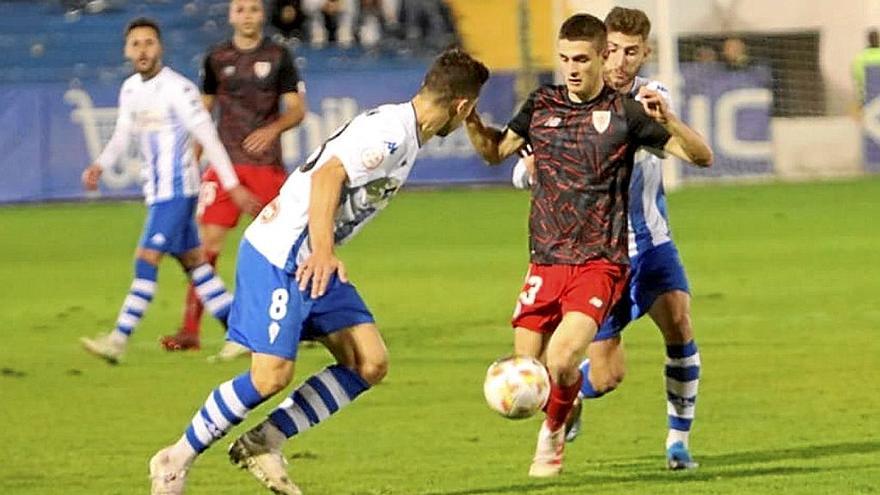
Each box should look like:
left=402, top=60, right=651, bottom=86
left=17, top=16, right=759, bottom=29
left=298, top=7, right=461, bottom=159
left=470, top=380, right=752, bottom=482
left=254, top=61, right=271, bottom=79
left=592, top=111, right=611, bottom=133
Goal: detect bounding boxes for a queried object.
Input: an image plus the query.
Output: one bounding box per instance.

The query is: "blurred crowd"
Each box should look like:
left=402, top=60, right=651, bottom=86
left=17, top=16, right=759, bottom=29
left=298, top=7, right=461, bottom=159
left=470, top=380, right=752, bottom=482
left=270, top=0, right=458, bottom=51
left=59, top=0, right=459, bottom=52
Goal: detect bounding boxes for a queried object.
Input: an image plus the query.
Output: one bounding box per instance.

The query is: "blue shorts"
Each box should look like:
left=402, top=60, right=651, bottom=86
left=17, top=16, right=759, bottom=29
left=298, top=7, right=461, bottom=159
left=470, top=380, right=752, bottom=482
left=594, top=241, right=690, bottom=341
left=226, top=239, right=375, bottom=360
left=138, top=197, right=201, bottom=255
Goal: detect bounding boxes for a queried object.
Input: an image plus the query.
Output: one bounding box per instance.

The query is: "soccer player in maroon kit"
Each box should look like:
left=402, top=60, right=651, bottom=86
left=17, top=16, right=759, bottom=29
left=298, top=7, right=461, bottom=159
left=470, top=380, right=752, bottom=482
left=466, top=13, right=712, bottom=477
left=161, top=0, right=307, bottom=356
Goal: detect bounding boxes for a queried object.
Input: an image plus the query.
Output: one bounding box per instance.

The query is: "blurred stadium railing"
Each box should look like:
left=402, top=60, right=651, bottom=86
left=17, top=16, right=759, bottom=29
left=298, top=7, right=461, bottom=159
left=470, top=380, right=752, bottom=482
left=0, top=0, right=878, bottom=203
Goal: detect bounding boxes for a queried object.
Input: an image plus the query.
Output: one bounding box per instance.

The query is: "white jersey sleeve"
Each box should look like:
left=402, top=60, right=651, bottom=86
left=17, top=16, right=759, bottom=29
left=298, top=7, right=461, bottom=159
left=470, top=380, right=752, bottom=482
left=166, top=76, right=239, bottom=190
left=95, top=79, right=134, bottom=169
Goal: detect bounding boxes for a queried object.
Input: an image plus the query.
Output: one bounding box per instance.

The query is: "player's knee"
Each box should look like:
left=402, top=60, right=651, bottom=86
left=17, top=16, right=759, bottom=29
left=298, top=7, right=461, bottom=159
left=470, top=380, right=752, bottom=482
left=661, top=313, right=693, bottom=343
left=591, top=366, right=625, bottom=393
left=546, top=352, right=581, bottom=384
left=135, top=249, right=162, bottom=266
left=357, top=357, right=388, bottom=386
left=251, top=368, right=293, bottom=397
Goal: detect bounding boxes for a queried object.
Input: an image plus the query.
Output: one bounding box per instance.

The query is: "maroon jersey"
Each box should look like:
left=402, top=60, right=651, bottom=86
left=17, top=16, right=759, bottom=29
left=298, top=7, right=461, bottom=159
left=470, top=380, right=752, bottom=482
left=203, top=38, right=302, bottom=166
left=507, top=84, right=671, bottom=265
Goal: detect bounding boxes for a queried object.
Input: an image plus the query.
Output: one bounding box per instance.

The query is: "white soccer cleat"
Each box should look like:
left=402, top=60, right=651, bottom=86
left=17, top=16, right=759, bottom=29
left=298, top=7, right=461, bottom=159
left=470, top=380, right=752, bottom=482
left=228, top=428, right=302, bottom=495
left=80, top=332, right=125, bottom=364
left=149, top=447, right=188, bottom=495
left=528, top=420, right=566, bottom=478
left=207, top=341, right=251, bottom=363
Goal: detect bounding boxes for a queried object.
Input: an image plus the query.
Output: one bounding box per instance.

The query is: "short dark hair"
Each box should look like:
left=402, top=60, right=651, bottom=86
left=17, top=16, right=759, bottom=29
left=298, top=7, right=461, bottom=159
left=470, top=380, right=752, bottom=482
left=558, top=13, right=606, bottom=47
left=125, top=17, right=162, bottom=41
left=604, top=7, right=651, bottom=41
left=420, top=48, right=490, bottom=102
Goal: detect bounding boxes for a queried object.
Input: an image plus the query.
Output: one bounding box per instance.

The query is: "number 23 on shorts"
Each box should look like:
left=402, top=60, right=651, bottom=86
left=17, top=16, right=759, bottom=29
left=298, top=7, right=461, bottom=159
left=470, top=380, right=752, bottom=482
left=513, top=274, right=543, bottom=318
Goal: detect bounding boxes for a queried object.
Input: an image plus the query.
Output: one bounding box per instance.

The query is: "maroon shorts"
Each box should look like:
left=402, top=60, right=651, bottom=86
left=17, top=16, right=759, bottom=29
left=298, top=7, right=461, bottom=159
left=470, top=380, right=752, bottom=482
left=198, top=164, right=287, bottom=228
left=512, top=260, right=629, bottom=334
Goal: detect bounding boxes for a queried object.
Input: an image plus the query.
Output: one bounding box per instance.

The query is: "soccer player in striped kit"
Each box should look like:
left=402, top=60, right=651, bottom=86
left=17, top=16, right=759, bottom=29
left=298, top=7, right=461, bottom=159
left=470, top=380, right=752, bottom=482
left=467, top=13, right=712, bottom=477
left=147, top=49, right=489, bottom=495
left=79, top=18, right=260, bottom=364
left=515, top=7, right=708, bottom=470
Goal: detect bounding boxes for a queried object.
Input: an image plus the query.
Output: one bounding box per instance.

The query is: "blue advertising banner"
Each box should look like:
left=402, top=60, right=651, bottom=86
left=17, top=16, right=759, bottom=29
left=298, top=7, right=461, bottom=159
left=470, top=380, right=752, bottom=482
left=0, top=62, right=779, bottom=203
left=678, top=63, right=773, bottom=178
left=0, top=67, right=520, bottom=204
left=861, top=66, right=880, bottom=173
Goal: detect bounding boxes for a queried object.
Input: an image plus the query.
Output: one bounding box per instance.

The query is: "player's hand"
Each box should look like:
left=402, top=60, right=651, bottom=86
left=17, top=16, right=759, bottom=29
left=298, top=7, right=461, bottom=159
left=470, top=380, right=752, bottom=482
left=242, top=126, right=279, bottom=155
left=81, top=164, right=103, bottom=191
left=638, top=87, right=670, bottom=125
left=295, top=250, right=348, bottom=299
left=193, top=141, right=204, bottom=164
left=512, top=155, right=536, bottom=189
left=228, top=185, right=263, bottom=216
left=465, top=106, right=482, bottom=125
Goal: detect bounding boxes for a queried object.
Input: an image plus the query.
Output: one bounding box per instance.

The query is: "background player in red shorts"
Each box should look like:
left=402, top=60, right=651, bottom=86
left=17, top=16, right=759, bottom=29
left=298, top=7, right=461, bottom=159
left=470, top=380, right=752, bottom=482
left=162, top=0, right=307, bottom=356
left=465, top=13, right=712, bottom=477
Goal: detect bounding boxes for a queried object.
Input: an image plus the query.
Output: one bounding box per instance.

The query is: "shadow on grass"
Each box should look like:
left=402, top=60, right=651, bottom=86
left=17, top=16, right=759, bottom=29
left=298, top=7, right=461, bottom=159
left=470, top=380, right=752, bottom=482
left=601, top=439, right=880, bottom=469
left=424, top=440, right=880, bottom=495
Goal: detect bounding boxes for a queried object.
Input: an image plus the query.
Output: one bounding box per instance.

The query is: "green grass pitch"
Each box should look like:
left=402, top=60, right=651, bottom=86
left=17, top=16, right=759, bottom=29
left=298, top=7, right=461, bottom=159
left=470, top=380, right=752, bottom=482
left=1, top=178, right=878, bottom=494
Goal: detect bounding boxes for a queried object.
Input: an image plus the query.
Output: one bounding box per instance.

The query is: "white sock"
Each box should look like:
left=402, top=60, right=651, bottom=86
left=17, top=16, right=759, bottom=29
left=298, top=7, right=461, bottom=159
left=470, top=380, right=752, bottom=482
left=168, top=435, right=198, bottom=468
left=109, top=329, right=129, bottom=346
left=666, top=429, right=689, bottom=449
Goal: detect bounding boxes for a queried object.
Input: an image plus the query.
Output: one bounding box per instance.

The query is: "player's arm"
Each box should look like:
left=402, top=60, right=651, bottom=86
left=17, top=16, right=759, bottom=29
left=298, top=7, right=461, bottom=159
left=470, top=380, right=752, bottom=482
left=173, top=80, right=262, bottom=214
left=465, top=111, right=525, bottom=165
left=296, top=157, right=349, bottom=299
left=637, top=88, right=713, bottom=167
left=465, top=89, right=536, bottom=165
left=83, top=88, right=132, bottom=190
left=243, top=48, right=308, bottom=155
left=192, top=95, right=216, bottom=163
left=243, top=91, right=306, bottom=155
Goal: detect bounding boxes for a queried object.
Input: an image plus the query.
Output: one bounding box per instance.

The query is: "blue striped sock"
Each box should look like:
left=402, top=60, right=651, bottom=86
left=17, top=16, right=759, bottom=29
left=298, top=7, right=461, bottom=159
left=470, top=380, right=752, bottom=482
left=665, top=340, right=700, bottom=448
left=189, top=263, right=233, bottom=324
left=578, top=359, right=606, bottom=399
left=114, top=259, right=158, bottom=337
left=183, top=372, right=265, bottom=454
left=268, top=365, right=370, bottom=438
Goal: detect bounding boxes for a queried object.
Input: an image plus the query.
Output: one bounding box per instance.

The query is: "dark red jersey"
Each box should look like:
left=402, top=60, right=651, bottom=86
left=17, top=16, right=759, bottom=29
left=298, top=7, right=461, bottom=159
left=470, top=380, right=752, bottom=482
left=203, top=38, right=302, bottom=166
left=507, top=84, right=671, bottom=265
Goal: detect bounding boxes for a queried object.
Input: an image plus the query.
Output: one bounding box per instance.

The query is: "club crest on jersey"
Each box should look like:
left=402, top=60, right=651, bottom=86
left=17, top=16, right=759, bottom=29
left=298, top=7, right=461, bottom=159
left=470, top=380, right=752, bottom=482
left=361, top=148, right=385, bottom=170
left=592, top=111, right=611, bottom=133
left=258, top=198, right=280, bottom=223
left=222, top=65, right=235, bottom=76
left=254, top=61, right=271, bottom=79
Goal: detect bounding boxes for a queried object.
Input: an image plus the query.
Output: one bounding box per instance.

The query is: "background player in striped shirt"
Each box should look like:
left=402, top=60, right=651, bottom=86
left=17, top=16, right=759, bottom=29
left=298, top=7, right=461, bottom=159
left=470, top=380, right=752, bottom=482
left=515, top=7, right=708, bottom=471
left=466, top=13, right=712, bottom=477
left=147, top=49, right=489, bottom=495
left=161, top=0, right=307, bottom=357
left=79, top=18, right=259, bottom=364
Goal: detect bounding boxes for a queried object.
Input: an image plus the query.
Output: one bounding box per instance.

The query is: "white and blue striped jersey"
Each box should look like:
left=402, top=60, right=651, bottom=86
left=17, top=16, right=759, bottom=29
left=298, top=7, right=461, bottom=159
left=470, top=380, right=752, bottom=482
left=627, top=76, right=673, bottom=258
left=96, top=67, right=235, bottom=205
left=244, top=103, right=420, bottom=272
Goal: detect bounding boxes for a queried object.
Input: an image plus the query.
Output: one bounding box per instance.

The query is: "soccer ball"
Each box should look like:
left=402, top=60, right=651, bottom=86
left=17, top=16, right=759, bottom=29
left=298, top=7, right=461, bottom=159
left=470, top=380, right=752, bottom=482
left=483, top=355, right=550, bottom=419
